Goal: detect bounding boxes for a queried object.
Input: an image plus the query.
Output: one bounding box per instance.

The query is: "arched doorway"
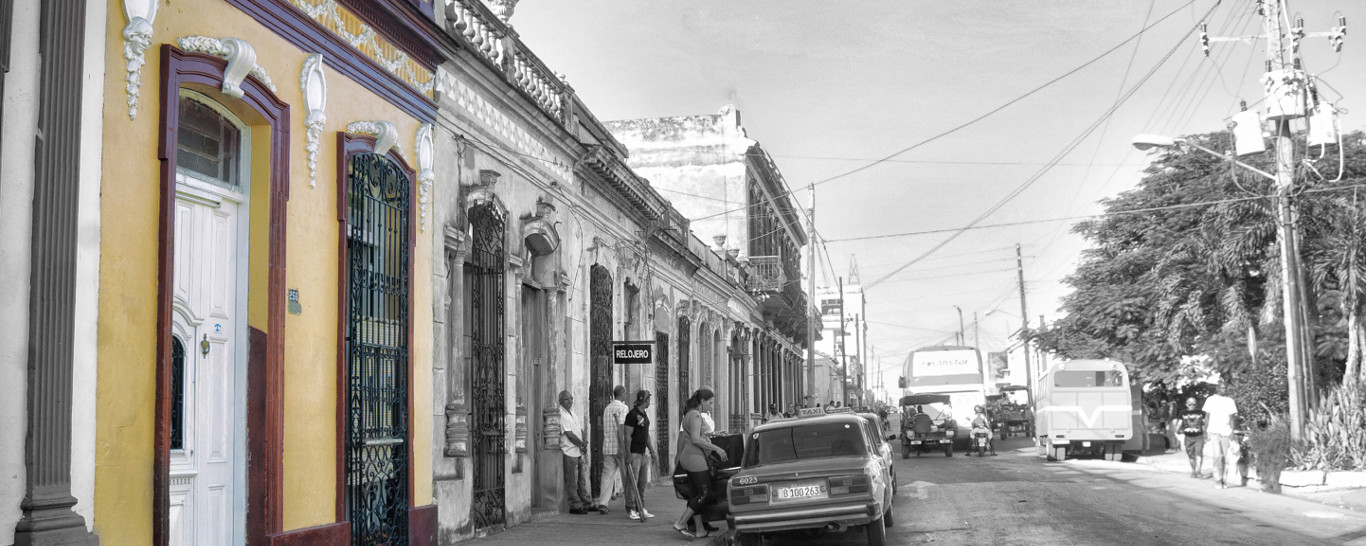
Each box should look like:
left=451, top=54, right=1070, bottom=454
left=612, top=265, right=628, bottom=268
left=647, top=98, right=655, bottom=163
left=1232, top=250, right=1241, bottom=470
left=467, top=201, right=507, bottom=531
left=588, top=265, right=612, bottom=498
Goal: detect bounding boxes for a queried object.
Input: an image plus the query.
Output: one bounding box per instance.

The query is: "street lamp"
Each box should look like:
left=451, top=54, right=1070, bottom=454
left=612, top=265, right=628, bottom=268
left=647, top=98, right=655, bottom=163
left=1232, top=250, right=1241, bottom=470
left=1131, top=132, right=1312, bottom=440
left=952, top=305, right=965, bottom=346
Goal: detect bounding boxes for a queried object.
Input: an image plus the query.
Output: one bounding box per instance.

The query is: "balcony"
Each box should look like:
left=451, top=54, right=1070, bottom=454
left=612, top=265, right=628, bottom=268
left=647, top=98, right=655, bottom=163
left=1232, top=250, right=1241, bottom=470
left=747, top=255, right=785, bottom=293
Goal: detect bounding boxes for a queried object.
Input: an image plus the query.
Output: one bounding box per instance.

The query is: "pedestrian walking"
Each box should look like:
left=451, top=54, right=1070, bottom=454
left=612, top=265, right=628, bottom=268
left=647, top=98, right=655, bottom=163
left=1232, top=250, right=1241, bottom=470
left=1202, top=381, right=1239, bottom=489
left=594, top=385, right=629, bottom=514
left=622, top=389, right=657, bottom=521
left=672, top=388, right=727, bottom=540
left=558, top=390, right=592, bottom=514
left=1177, top=397, right=1206, bottom=478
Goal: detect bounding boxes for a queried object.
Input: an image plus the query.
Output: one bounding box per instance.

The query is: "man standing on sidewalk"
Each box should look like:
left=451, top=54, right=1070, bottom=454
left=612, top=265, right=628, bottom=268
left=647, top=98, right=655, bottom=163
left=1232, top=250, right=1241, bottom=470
left=1178, top=397, right=1206, bottom=478
left=596, top=386, right=629, bottom=514
left=1202, top=381, right=1239, bottom=489
left=623, top=389, right=657, bottom=521
left=559, top=390, right=592, bottom=514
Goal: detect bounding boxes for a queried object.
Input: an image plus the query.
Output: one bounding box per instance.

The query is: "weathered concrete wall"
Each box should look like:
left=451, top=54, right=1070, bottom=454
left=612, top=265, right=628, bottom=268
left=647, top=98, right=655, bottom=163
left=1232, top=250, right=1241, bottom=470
left=605, top=106, right=752, bottom=259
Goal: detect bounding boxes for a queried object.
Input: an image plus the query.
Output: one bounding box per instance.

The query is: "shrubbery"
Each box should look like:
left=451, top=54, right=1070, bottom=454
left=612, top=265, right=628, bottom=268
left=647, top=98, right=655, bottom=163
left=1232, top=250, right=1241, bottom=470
left=1250, top=412, right=1293, bottom=493
left=1292, top=380, right=1366, bottom=471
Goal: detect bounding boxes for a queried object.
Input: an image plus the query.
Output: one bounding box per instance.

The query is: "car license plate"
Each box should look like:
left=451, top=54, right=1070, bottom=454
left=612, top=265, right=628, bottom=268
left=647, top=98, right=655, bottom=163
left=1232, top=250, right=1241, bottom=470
left=1082, top=441, right=1092, bottom=447
left=910, top=440, right=922, bottom=445
left=940, top=439, right=952, bottom=444
left=774, top=481, right=827, bottom=503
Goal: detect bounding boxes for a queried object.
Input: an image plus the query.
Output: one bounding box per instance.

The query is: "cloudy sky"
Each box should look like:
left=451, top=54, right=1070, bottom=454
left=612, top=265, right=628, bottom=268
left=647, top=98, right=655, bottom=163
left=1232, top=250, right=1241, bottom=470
left=513, top=0, right=1365, bottom=390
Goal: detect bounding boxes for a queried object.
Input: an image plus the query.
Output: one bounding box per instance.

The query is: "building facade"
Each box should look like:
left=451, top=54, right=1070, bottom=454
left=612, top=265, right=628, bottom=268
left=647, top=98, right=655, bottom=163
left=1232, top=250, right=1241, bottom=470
left=92, top=0, right=442, bottom=543
left=604, top=107, right=812, bottom=422
left=3, top=1, right=816, bottom=544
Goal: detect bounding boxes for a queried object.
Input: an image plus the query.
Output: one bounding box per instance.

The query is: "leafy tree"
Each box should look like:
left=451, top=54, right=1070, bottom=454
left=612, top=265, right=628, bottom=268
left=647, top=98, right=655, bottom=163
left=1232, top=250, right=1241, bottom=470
left=1035, top=131, right=1366, bottom=388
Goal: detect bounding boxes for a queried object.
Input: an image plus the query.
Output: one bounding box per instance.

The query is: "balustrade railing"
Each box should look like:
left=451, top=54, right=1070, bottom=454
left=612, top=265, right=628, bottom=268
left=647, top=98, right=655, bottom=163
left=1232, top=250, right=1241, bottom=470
left=444, top=0, right=569, bottom=124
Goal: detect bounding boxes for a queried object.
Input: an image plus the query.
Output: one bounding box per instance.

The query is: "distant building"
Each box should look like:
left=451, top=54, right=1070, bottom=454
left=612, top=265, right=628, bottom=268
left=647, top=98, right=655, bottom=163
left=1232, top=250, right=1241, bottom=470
left=606, top=107, right=813, bottom=422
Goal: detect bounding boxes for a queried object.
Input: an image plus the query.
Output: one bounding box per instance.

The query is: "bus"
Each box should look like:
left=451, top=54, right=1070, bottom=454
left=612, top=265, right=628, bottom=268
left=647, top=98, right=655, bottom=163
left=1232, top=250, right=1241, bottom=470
left=901, top=345, right=989, bottom=446
left=1034, top=359, right=1133, bottom=461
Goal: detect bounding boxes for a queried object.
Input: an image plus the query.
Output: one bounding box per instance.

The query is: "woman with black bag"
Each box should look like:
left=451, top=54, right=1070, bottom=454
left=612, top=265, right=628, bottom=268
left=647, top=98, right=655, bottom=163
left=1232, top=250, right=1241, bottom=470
left=671, top=388, right=727, bottom=539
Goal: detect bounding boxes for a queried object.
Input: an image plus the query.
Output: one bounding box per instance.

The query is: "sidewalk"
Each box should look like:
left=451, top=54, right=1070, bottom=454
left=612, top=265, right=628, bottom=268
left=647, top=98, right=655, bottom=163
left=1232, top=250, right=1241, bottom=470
left=1132, top=445, right=1366, bottom=512
left=467, top=479, right=733, bottom=545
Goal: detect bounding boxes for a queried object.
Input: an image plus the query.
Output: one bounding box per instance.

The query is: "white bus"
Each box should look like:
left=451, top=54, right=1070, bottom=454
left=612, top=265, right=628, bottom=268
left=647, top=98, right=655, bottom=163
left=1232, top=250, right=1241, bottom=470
left=1034, top=359, right=1133, bottom=461
left=901, top=345, right=988, bottom=445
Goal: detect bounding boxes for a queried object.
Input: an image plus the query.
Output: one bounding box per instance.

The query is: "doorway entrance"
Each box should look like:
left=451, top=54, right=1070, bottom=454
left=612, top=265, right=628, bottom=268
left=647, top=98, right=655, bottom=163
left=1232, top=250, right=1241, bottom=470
left=588, top=265, right=612, bottom=498
left=467, top=202, right=507, bottom=531
left=167, top=93, right=249, bottom=546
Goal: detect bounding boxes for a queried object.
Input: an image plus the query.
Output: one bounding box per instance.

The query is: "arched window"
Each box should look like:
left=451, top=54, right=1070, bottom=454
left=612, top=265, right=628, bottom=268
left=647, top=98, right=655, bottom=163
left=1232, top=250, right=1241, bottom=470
left=176, top=92, right=247, bottom=191
left=171, top=336, right=185, bottom=451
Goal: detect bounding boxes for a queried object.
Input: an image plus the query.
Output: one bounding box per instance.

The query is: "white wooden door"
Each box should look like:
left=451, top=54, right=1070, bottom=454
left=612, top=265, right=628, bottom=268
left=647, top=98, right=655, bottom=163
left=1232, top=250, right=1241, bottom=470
left=169, top=180, right=241, bottom=546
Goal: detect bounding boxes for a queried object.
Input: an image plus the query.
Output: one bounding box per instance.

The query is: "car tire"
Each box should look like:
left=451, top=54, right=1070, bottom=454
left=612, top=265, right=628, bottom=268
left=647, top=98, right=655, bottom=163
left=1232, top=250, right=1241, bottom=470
left=945, top=445, right=953, bottom=457
left=867, top=515, right=888, bottom=546
left=737, top=532, right=763, bottom=546
left=883, top=506, right=894, bottom=527
left=901, top=444, right=910, bottom=459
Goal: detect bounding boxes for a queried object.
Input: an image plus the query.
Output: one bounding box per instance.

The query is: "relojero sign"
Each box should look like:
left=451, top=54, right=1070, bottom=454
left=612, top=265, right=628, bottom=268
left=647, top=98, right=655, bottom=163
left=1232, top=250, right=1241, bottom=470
left=612, top=341, right=653, bottom=365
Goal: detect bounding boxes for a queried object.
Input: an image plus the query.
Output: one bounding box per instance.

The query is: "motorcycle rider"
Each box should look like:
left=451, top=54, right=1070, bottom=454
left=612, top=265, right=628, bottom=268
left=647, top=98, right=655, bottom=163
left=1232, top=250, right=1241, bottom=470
left=970, top=405, right=996, bottom=456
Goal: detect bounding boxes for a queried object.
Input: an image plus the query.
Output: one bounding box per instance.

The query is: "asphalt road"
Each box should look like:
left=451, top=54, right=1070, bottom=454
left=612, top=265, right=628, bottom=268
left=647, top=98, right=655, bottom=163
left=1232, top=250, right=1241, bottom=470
left=759, top=437, right=1366, bottom=546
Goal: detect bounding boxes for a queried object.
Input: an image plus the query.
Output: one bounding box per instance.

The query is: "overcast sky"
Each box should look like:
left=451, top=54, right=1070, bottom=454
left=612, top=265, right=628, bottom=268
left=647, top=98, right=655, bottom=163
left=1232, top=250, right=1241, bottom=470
left=513, top=0, right=1366, bottom=390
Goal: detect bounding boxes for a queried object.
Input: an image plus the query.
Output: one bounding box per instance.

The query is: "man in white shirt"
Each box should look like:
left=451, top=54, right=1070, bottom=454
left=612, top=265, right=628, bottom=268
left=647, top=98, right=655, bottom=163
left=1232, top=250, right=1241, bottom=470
left=559, top=390, right=591, bottom=514
left=1201, top=382, right=1239, bottom=489
left=595, top=386, right=629, bottom=513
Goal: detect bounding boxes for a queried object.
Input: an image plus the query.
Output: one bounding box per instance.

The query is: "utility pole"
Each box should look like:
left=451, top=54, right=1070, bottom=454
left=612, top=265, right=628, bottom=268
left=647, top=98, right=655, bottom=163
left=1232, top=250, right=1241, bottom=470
left=839, top=276, right=849, bottom=407
left=1016, top=243, right=1033, bottom=397
left=806, top=184, right=817, bottom=406
left=1201, top=0, right=1345, bottom=440
left=974, top=311, right=980, bottom=351
left=953, top=305, right=964, bottom=346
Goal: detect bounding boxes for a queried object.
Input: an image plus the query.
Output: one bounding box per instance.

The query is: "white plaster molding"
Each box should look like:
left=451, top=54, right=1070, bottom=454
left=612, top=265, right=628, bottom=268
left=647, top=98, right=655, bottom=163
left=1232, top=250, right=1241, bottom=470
left=175, top=36, right=278, bottom=98
left=300, top=54, right=327, bottom=189
left=346, top=120, right=402, bottom=157
left=122, top=0, right=157, bottom=119
left=415, top=123, right=435, bottom=231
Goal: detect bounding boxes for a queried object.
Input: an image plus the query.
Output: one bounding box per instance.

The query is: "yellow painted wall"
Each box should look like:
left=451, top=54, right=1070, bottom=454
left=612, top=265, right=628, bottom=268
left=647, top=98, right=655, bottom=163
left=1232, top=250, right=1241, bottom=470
left=95, top=1, right=433, bottom=543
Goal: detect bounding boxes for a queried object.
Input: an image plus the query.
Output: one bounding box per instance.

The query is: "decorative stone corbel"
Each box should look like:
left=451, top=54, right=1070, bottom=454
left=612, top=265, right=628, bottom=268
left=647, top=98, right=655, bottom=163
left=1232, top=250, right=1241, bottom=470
left=415, top=123, right=435, bottom=231
left=300, top=54, right=327, bottom=188
left=122, top=0, right=157, bottom=119
left=175, top=36, right=278, bottom=98
left=346, top=120, right=401, bottom=157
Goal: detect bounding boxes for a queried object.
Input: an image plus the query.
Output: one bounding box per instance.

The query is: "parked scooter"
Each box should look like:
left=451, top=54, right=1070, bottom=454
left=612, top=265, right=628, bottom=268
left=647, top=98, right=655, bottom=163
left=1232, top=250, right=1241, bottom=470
left=972, top=430, right=992, bottom=457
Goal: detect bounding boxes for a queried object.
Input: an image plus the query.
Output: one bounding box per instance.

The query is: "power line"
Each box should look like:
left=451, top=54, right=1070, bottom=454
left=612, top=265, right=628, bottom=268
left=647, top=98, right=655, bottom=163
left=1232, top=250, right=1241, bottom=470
left=861, top=3, right=1220, bottom=290
left=689, top=0, right=1201, bottom=225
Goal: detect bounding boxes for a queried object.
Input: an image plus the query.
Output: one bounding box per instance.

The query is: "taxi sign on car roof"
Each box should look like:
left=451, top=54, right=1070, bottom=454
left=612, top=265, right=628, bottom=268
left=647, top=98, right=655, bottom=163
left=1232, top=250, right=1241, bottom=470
left=826, top=407, right=856, bottom=415
left=797, top=407, right=826, bottom=418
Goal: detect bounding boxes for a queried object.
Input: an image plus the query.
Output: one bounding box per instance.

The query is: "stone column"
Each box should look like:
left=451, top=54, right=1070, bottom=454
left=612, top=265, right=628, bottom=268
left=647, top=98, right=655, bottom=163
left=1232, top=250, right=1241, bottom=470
left=443, top=231, right=470, bottom=462
left=14, top=1, right=97, bottom=544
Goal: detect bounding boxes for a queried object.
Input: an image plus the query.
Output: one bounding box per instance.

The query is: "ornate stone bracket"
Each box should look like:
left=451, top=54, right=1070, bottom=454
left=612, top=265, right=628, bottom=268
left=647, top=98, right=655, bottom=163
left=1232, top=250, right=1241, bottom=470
left=416, top=123, right=435, bottom=231
left=175, top=36, right=278, bottom=98
left=345, top=120, right=401, bottom=157
left=122, top=0, right=157, bottom=119
left=300, top=53, right=327, bottom=188
left=444, top=402, right=470, bottom=459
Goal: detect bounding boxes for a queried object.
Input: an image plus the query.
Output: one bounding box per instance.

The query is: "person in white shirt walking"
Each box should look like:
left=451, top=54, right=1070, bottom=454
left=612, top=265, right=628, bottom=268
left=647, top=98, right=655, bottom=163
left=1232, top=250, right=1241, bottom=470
left=559, top=390, right=592, bottom=514
left=595, top=386, right=629, bottom=514
left=1201, top=381, right=1239, bottom=489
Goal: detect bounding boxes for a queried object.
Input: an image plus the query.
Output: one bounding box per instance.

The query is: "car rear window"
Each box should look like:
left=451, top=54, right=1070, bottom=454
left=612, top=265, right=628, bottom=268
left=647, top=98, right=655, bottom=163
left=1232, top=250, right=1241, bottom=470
left=745, top=421, right=867, bottom=466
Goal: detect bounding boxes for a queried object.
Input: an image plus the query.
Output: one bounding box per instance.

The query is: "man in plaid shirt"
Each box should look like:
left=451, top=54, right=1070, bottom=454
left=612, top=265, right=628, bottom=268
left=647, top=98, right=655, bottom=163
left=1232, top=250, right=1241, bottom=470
left=595, top=385, right=630, bottom=513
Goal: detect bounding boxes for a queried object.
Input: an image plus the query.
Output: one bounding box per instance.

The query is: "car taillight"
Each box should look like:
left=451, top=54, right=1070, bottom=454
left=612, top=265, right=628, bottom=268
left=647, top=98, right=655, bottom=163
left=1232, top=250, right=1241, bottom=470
left=827, top=475, right=870, bottom=496
left=731, top=484, right=769, bottom=505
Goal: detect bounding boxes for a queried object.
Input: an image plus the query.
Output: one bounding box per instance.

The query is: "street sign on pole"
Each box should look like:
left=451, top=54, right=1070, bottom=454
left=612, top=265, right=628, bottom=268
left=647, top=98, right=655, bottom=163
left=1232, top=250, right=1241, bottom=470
left=611, top=341, right=654, bottom=365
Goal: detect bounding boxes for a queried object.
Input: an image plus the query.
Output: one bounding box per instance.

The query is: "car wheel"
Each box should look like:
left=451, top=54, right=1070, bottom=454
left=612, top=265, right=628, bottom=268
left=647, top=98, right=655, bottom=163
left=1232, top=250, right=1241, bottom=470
left=883, top=506, right=894, bottom=527
left=901, top=444, right=910, bottom=459
left=867, top=515, right=888, bottom=546
left=945, top=445, right=953, bottom=457
left=737, top=531, right=763, bottom=546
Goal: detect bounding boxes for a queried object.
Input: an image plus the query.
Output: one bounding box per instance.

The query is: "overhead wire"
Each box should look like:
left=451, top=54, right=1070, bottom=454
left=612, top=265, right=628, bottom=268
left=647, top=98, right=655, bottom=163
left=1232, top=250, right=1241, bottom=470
left=688, top=0, right=1202, bottom=226
left=861, top=4, right=1220, bottom=290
